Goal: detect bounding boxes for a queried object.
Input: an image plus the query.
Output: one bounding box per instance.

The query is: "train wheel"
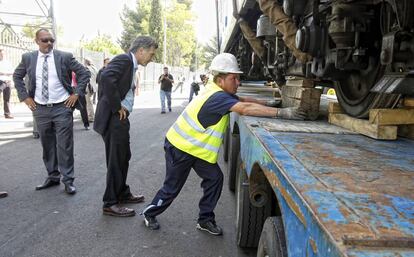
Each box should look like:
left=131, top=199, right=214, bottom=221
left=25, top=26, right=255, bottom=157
left=334, top=65, right=400, bottom=118
left=257, top=217, right=288, bottom=257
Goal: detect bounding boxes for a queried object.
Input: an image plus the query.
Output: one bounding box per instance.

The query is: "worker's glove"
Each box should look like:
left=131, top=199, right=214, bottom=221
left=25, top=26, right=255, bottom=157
left=275, top=107, right=307, bottom=120
left=265, top=100, right=279, bottom=107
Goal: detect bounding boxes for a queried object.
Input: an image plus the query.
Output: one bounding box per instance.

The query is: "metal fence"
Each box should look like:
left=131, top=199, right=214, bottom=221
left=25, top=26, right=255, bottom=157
left=0, top=45, right=202, bottom=105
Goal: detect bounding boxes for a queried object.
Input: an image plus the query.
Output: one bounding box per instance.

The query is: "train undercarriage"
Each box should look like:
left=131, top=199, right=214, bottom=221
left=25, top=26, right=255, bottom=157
left=225, top=0, right=414, bottom=117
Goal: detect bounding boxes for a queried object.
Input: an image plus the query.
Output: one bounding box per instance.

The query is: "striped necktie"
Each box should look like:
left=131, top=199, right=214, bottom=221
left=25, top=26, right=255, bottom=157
left=41, top=55, right=49, bottom=101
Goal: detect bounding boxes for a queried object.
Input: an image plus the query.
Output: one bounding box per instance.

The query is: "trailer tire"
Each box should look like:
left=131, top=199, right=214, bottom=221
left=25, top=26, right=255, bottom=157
left=257, top=217, right=288, bottom=257
left=227, top=133, right=240, bottom=192
left=236, top=154, right=272, bottom=248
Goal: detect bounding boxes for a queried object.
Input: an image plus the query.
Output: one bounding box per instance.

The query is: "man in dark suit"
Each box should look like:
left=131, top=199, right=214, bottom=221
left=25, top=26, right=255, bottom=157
left=94, top=36, right=158, bottom=217
left=13, top=28, right=90, bottom=195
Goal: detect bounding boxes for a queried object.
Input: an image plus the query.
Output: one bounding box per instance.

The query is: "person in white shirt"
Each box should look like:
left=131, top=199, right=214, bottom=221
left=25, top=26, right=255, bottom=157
left=13, top=28, right=90, bottom=195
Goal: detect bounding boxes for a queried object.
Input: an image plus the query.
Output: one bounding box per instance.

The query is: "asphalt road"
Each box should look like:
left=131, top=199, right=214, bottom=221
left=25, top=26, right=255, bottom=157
left=0, top=91, right=256, bottom=257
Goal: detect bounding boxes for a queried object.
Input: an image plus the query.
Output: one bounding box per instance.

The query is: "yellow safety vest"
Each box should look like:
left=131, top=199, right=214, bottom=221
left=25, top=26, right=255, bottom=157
left=166, top=82, right=229, bottom=163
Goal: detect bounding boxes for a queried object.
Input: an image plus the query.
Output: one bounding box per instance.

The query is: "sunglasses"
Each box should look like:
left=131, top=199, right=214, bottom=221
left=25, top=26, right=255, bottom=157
left=40, top=38, right=55, bottom=43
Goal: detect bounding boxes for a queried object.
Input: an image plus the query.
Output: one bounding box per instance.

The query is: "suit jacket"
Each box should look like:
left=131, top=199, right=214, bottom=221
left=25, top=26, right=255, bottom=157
left=93, top=53, right=135, bottom=135
left=13, top=49, right=90, bottom=102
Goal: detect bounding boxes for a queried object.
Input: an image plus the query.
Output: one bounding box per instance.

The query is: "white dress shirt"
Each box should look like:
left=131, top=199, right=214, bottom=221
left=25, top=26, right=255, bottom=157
left=34, top=50, right=69, bottom=104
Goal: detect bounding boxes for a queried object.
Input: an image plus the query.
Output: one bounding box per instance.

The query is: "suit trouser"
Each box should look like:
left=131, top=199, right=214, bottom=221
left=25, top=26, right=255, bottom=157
left=143, top=139, right=224, bottom=223
left=33, top=103, right=75, bottom=184
left=102, top=114, right=132, bottom=208
left=76, top=95, right=89, bottom=127
left=1, top=86, right=11, bottom=115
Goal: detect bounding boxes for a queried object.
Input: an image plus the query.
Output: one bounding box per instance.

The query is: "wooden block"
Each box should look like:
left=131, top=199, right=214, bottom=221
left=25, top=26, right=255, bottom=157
left=329, top=113, right=397, bottom=140
left=403, top=98, right=414, bottom=108
left=281, top=85, right=301, bottom=99
left=398, top=125, right=414, bottom=139
left=328, top=102, right=343, bottom=114
left=369, top=109, right=414, bottom=125
left=281, top=96, right=301, bottom=107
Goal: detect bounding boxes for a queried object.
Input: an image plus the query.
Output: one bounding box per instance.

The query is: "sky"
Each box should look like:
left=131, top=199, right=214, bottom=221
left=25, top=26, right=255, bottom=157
left=1, top=0, right=216, bottom=46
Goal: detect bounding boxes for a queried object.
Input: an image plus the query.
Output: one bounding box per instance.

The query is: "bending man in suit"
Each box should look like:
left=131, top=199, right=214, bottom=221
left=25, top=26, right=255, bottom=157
left=94, top=36, right=158, bottom=217
left=13, top=28, right=90, bottom=195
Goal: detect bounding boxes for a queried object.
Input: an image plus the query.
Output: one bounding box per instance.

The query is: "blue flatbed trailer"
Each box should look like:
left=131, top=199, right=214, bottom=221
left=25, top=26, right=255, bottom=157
left=226, top=112, right=414, bottom=257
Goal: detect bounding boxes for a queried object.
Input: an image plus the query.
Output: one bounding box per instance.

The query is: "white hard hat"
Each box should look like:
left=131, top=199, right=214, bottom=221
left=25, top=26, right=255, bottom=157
left=209, top=53, right=243, bottom=74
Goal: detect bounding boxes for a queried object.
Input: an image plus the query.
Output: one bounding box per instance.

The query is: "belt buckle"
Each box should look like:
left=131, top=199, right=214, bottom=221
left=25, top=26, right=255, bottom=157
left=46, top=103, right=53, bottom=107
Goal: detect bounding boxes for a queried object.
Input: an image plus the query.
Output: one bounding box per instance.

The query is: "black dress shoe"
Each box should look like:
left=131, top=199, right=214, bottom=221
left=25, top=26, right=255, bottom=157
left=35, top=179, right=60, bottom=190
left=64, top=183, right=76, bottom=195
left=0, top=191, right=8, bottom=198
left=33, top=132, right=40, bottom=139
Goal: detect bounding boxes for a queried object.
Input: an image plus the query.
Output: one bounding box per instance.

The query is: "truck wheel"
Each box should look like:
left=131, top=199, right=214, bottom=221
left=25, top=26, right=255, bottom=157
left=236, top=154, right=272, bottom=248
left=257, top=217, right=288, bottom=257
left=223, top=126, right=230, bottom=162
left=227, top=133, right=240, bottom=192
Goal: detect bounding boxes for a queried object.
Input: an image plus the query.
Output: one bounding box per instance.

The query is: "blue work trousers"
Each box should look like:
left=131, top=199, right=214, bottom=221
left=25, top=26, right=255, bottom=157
left=143, top=139, right=223, bottom=223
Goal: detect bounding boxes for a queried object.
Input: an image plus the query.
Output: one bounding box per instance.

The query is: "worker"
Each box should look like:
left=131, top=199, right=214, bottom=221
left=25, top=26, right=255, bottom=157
left=142, top=53, right=306, bottom=235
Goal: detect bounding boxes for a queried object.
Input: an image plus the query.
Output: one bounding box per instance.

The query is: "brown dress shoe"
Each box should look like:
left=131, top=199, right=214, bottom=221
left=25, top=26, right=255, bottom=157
left=0, top=191, right=8, bottom=198
left=4, top=114, right=13, bottom=119
left=119, top=194, right=145, bottom=204
left=103, top=205, right=136, bottom=217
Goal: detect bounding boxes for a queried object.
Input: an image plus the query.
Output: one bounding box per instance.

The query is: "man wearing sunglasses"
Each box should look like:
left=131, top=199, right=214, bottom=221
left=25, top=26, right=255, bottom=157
left=13, top=28, right=90, bottom=195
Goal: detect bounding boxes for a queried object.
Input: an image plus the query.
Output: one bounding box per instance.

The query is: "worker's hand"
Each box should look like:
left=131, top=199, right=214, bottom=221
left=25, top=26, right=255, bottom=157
left=24, top=97, right=36, bottom=111
left=276, top=107, right=307, bottom=120
left=65, top=94, right=79, bottom=108
left=118, top=107, right=127, bottom=120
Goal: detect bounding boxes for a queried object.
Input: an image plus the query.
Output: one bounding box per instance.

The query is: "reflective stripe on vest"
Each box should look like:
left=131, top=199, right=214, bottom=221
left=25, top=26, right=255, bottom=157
left=166, top=82, right=229, bottom=163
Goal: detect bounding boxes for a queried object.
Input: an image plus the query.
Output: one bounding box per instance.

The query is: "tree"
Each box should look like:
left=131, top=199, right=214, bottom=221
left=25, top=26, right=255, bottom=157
left=118, top=0, right=151, bottom=52
left=199, top=35, right=219, bottom=69
left=21, top=19, right=62, bottom=39
left=148, top=0, right=163, bottom=62
left=82, top=34, right=123, bottom=55
left=119, top=0, right=196, bottom=67
left=165, top=0, right=196, bottom=66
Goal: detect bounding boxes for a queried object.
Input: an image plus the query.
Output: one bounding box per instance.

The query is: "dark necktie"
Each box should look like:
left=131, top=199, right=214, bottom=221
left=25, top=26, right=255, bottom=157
left=41, top=55, right=49, bottom=101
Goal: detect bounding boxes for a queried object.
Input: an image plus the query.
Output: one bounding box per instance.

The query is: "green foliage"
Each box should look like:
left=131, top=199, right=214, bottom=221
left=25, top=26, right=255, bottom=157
left=118, top=0, right=151, bottom=52
left=165, top=0, right=196, bottom=66
left=149, top=0, right=163, bottom=62
left=198, top=35, right=219, bottom=69
left=21, top=19, right=63, bottom=39
left=82, top=34, right=123, bottom=55
left=119, top=0, right=196, bottom=67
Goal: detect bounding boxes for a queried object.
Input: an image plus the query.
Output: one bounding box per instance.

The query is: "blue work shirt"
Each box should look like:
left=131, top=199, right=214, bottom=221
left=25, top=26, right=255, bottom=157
left=198, top=91, right=239, bottom=128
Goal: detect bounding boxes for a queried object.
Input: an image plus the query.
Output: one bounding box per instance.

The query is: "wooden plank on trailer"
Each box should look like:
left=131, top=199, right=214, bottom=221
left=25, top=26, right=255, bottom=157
left=369, top=109, right=414, bottom=125
left=328, top=102, right=343, bottom=114
left=329, top=113, right=397, bottom=140
left=403, top=98, right=414, bottom=108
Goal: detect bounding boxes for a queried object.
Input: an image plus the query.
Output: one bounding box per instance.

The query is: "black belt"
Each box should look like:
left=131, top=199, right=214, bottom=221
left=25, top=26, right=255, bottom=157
left=35, top=101, right=65, bottom=107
